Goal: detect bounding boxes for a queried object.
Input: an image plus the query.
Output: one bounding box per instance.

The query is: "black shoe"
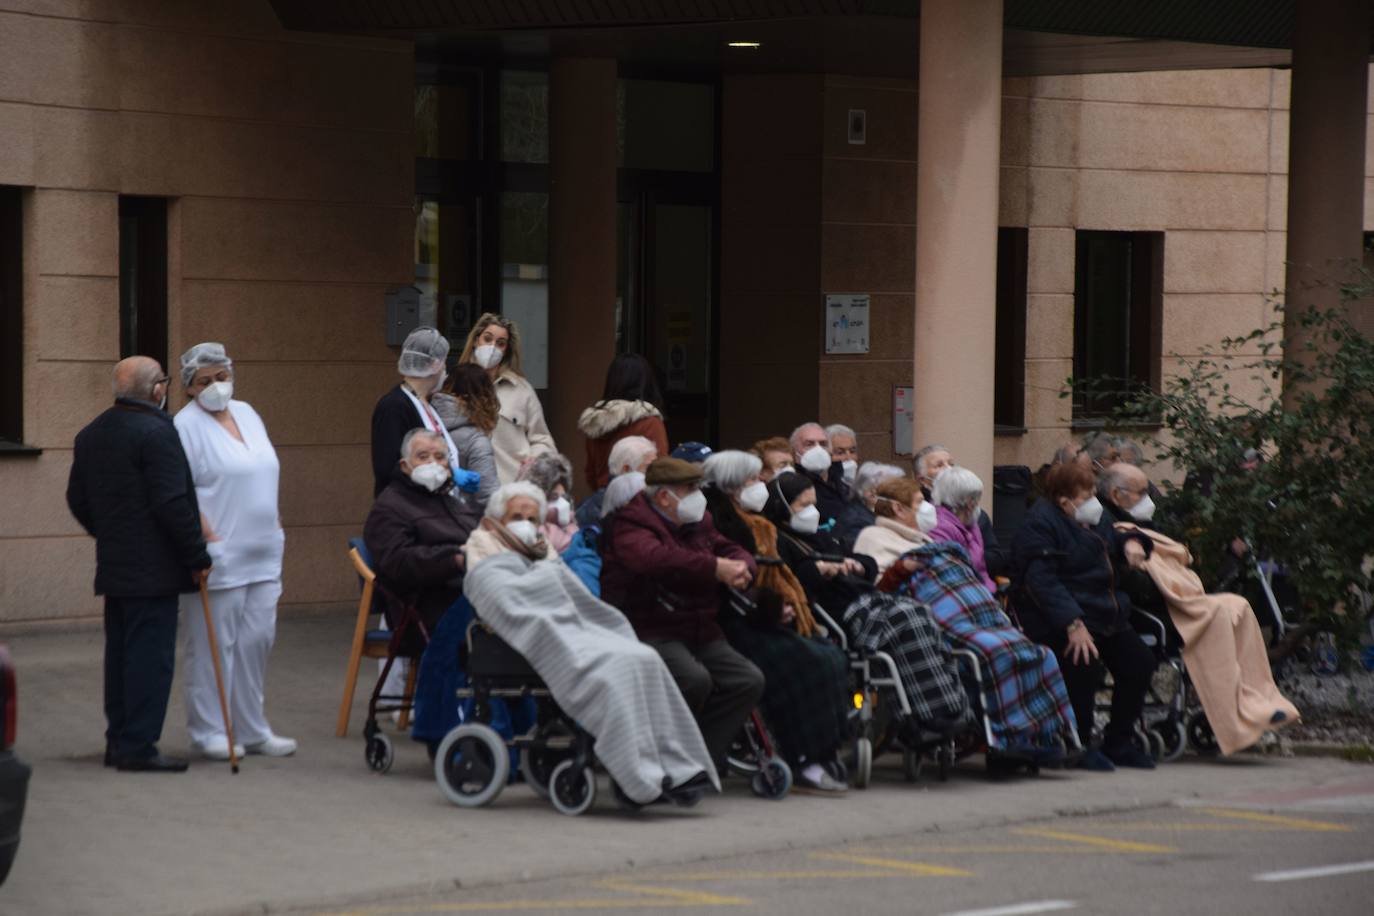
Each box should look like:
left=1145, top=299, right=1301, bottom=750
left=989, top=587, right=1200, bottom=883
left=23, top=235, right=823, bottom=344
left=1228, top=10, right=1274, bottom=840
left=104, top=748, right=114, bottom=768
left=1103, top=744, right=1156, bottom=770
left=115, top=754, right=189, bottom=773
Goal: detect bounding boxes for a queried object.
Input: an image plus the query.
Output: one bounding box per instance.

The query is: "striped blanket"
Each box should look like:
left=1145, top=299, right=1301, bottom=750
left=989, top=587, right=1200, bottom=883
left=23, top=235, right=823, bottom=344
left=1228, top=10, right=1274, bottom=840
left=464, top=551, right=718, bottom=804
left=842, top=591, right=969, bottom=724
left=899, top=542, right=1076, bottom=751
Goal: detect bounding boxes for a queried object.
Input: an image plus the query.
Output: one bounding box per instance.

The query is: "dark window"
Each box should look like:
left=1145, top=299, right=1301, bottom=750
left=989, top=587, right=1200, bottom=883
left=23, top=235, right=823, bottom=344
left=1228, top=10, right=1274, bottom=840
left=0, top=186, right=23, bottom=445
left=1073, top=230, right=1163, bottom=420
left=994, top=227, right=1029, bottom=432
left=118, top=197, right=169, bottom=370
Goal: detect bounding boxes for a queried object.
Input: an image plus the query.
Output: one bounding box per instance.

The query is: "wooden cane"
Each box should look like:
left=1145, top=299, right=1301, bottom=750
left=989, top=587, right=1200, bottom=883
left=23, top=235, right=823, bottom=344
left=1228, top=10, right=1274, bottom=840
left=198, top=579, right=240, bottom=774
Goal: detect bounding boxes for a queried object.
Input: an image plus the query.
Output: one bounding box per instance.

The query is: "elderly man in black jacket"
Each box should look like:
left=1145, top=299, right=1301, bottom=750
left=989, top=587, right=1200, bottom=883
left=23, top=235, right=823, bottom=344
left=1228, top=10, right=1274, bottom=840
left=67, top=356, right=211, bottom=772
left=363, top=429, right=481, bottom=643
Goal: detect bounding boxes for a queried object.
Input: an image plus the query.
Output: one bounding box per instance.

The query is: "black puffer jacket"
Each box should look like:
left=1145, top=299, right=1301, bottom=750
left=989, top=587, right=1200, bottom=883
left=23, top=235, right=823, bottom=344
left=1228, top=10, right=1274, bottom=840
left=1011, top=497, right=1153, bottom=642
left=66, top=398, right=211, bottom=597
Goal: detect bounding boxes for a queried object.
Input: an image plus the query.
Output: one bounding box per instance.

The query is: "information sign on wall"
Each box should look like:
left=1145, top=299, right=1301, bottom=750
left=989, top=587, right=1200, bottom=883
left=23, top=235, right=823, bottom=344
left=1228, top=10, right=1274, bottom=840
left=825, top=293, right=870, bottom=354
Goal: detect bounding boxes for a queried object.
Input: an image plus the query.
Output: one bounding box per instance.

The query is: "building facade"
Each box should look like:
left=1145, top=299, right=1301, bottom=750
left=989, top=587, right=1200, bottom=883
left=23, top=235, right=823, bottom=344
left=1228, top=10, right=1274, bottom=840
left=0, top=1, right=1369, bottom=622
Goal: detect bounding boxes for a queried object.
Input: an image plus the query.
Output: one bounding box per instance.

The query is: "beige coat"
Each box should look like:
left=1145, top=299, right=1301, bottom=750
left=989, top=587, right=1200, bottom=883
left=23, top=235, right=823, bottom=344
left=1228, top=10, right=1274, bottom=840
left=852, top=516, right=931, bottom=581
left=492, top=370, right=556, bottom=484
left=1118, top=523, right=1299, bottom=755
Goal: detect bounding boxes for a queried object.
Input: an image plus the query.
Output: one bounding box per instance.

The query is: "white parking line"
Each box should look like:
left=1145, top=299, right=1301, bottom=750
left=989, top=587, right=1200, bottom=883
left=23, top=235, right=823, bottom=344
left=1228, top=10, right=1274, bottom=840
left=1253, top=860, right=1374, bottom=882
left=941, top=901, right=1078, bottom=916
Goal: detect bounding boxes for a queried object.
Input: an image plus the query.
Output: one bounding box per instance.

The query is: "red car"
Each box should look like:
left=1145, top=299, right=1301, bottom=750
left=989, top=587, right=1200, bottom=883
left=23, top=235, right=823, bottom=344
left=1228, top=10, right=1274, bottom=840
left=0, top=645, right=30, bottom=885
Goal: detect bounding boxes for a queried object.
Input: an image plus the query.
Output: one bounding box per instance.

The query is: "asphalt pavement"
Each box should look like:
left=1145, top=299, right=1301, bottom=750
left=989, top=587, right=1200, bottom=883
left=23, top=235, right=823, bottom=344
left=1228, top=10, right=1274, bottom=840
left=3, top=611, right=1372, bottom=916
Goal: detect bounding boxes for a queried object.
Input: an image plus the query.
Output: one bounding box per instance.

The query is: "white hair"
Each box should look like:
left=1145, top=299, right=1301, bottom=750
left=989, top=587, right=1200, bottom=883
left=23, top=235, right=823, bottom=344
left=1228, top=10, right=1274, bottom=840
left=702, top=450, right=763, bottom=493
left=788, top=421, right=826, bottom=454
left=601, top=472, right=646, bottom=518
left=824, top=423, right=856, bottom=443
left=607, top=435, right=657, bottom=477
left=931, top=465, right=982, bottom=510
left=485, top=481, right=547, bottom=522
left=914, top=443, right=950, bottom=478
left=853, top=461, right=905, bottom=501
left=400, top=427, right=445, bottom=461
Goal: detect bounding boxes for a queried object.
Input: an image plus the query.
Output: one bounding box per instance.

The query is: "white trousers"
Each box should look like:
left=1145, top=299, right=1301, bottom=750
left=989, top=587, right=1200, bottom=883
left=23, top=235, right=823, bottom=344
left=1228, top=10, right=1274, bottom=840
left=180, top=579, right=281, bottom=746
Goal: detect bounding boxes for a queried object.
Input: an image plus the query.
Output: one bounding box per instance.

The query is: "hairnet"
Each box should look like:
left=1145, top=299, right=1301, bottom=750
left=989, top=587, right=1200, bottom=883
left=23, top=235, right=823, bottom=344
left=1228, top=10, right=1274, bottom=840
left=398, top=326, right=450, bottom=378
left=179, top=342, right=233, bottom=388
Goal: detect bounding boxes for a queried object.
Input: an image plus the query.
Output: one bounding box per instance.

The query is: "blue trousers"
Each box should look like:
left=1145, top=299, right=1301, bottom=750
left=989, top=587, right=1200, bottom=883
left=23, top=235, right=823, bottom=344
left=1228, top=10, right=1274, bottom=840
left=104, top=595, right=178, bottom=760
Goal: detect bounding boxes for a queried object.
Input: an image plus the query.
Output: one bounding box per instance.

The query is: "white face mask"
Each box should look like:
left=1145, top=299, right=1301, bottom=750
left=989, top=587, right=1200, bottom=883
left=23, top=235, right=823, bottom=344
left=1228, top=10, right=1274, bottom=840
left=672, top=489, right=707, bottom=525
left=799, top=445, right=831, bottom=474
left=790, top=504, right=821, bottom=535
left=196, top=380, right=233, bottom=413
left=506, top=519, right=539, bottom=546
left=1128, top=493, right=1156, bottom=523
left=1073, top=495, right=1104, bottom=527
left=738, top=481, right=769, bottom=513
left=410, top=462, right=450, bottom=493
left=916, top=500, right=939, bottom=533
left=775, top=465, right=795, bottom=477
left=473, top=344, right=503, bottom=370
left=841, top=460, right=858, bottom=484
left=550, top=496, right=572, bottom=527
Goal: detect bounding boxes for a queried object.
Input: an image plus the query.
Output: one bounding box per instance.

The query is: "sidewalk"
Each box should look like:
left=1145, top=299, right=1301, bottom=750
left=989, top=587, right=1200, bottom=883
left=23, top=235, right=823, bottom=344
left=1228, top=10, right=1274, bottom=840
left=3, top=612, right=1370, bottom=916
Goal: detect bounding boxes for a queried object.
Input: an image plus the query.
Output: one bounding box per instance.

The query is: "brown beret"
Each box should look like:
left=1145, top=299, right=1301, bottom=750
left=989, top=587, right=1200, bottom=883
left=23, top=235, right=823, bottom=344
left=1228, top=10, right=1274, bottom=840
left=645, top=456, right=704, bottom=487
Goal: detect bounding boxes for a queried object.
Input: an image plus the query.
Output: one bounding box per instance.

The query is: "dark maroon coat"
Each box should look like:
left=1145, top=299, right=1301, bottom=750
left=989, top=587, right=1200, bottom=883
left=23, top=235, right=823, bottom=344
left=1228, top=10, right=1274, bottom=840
left=600, top=492, right=756, bottom=647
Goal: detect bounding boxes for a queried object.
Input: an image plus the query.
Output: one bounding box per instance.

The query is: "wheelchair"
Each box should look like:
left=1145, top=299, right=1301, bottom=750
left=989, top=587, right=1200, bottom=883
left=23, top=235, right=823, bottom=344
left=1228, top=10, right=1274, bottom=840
left=433, top=621, right=603, bottom=815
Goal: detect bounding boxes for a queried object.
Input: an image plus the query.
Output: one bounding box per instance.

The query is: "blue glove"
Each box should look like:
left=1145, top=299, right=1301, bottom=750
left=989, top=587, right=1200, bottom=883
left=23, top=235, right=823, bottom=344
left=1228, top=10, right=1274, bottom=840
left=453, top=468, right=481, bottom=494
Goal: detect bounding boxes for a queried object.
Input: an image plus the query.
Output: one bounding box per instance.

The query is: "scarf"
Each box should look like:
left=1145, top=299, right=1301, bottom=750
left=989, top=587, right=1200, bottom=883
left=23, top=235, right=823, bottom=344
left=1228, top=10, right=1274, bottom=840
left=480, top=517, right=549, bottom=562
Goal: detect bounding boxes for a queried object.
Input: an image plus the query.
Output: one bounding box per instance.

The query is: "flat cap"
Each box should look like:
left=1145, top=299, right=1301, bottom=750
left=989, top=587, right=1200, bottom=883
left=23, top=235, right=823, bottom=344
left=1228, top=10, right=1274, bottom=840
left=645, top=456, right=704, bottom=487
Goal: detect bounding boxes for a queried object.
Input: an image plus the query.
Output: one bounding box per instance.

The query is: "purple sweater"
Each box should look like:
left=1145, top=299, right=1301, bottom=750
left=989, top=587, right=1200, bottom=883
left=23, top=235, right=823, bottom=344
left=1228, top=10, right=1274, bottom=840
left=929, top=505, right=997, bottom=592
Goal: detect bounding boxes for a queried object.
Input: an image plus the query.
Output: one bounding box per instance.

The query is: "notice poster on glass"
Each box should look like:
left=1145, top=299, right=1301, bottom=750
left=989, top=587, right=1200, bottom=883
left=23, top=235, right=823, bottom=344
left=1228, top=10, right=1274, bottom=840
left=825, top=293, right=870, bottom=354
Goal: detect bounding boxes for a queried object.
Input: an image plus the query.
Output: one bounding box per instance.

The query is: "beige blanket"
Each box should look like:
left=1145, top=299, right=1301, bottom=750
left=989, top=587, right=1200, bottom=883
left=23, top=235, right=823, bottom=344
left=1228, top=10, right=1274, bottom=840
left=1117, top=523, right=1298, bottom=755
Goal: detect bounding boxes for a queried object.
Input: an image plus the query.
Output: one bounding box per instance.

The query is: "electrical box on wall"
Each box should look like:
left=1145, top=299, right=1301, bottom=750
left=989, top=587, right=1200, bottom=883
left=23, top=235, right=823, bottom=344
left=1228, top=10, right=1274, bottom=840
left=384, top=286, right=421, bottom=346
left=893, top=385, right=914, bottom=455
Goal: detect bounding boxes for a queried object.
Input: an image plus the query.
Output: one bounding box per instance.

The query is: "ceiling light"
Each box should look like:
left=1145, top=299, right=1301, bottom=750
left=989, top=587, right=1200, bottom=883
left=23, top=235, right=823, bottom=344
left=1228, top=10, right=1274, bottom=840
left=727, top=41, right=761, bottom=49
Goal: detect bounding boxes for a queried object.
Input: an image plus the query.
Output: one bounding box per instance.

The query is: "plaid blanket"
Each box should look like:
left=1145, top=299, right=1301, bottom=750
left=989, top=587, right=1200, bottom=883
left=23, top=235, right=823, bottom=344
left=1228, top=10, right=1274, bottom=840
left=899, top=542, right=1076, bottom=750
left=842, top=591, right=968, bottom=724
left=724, top=616, right=850, bottom=766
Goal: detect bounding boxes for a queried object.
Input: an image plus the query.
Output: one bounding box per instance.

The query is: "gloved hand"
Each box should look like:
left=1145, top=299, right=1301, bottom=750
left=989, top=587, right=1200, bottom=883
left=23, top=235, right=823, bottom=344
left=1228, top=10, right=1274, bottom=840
left=453, top=468, right=481, bottom=494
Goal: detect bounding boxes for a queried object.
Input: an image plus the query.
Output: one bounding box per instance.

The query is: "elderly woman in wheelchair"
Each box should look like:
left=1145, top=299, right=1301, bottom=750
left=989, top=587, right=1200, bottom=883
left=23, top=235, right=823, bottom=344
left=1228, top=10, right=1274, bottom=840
left=438, top=481, right=716, bottom=814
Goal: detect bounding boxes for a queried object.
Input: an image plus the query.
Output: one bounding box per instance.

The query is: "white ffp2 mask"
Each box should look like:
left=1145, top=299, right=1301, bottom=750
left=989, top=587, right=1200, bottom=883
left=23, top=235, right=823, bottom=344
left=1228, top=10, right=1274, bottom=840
left=738, top=481, right=768, bottom=513
left=1074, top=496, right=1104, bottom=527
left=507, top=519, right=539, bottom=546
left=916, top=500, right=939, bottom=533
left=550, top=496, right=572, bottom=527
left=196, top=380, right=233, bottom=413
left=410, top=462, right=449, bottom=492
left=673, top=489, right=707, bottom=525
left=473, top=344, right=502, bottom=370
left=789, top=504, right=821, bottom=535
left=799, top=446, right=831, bottom=474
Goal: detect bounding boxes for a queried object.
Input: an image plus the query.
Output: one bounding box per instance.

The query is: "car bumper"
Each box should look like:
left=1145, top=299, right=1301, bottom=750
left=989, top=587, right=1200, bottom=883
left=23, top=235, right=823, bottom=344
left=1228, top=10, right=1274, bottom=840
left=0, top=750, right=32, bottom=886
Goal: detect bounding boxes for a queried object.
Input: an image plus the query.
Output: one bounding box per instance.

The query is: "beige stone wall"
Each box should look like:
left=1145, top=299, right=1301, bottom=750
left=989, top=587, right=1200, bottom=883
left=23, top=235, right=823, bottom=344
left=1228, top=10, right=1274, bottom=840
left=0, top=1, right=412, bottom=622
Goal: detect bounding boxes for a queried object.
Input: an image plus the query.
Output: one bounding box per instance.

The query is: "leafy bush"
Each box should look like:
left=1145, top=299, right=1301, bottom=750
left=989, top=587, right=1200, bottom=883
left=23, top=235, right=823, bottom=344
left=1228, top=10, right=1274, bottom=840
left=1065, top=290, right=1374, bottom=649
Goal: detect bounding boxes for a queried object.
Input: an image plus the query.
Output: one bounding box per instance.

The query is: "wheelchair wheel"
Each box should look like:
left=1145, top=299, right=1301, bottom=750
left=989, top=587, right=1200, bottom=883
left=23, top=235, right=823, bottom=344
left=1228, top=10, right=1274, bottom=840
left=749, top=756, right=792, bottom=800
left=1157, top=721, right=1188, bottom=763
left=434, top=723, right=509, bottom=808
left=365, top=733, right=394, bottom=774
left=549, top=759, right=597, bottom=816
left=1187, top=711, right=1219, bottom=756
left=522, top=743, right=573, bottom=801
left=902, top=747, right=921, bottom=783
left=852, top=736, right=873, bottom=789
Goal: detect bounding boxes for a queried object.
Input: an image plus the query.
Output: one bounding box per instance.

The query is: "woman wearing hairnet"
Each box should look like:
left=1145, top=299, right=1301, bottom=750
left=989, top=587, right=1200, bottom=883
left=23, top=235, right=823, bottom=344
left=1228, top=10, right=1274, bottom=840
left=370, top=326, right=457, bottom=497
left=175, top=342, right=296, bottom=759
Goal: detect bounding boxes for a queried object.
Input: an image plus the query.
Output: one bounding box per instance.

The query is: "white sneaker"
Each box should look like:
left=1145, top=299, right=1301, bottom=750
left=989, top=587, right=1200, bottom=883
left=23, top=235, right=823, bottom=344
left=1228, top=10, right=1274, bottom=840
left=244, top=735, right=297, bottom=757
left=193, top=737, right=246, bottom=760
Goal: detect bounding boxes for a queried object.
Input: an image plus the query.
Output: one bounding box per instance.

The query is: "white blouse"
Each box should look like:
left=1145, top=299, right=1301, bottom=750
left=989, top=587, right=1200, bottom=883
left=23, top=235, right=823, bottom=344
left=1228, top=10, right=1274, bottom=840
left=174, top=400, right=284, bottom=590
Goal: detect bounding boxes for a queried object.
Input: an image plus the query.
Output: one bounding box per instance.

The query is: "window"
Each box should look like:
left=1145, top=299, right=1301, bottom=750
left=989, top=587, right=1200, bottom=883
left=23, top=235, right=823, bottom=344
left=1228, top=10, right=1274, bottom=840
left=0, top=186, right=24, bottom=446
left=1073, top=230, right=1163, bottom=420
left=119, top=197, right=169, bottom=371
left=994, top=227, right=1028, bottom=431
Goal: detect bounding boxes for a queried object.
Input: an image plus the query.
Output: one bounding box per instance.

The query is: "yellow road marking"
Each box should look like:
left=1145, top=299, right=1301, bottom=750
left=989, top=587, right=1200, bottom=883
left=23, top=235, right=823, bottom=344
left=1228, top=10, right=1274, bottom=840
left=643, top=869, right=914, bottom=880
left=1011, top=828, right=1176, bottom=854
left=854, top=844, right=1123, bottom=855
left=593, top=880, right=751, bottom=905
left=1089, top=823, right=1290, bottom=833
left=1197, top=808, right=1354, bottom=833
left=810, top=851, right=975, bottom=876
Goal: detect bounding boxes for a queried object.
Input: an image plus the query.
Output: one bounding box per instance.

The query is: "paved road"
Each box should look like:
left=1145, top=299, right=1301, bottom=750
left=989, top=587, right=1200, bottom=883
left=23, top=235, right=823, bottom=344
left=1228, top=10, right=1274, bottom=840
left=304, top=802, right=1374, bottom=916
left=5, top=613, right=1373, bottom=916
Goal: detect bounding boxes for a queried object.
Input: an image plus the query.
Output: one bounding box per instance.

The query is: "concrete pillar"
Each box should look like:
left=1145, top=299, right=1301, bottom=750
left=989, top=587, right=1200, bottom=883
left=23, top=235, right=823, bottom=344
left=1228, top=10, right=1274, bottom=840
left=913, top=0, right=1003, bottom=508
left=548, top=58, right=618, bottom=494
left=1283, top=0, right=1371, bottom=377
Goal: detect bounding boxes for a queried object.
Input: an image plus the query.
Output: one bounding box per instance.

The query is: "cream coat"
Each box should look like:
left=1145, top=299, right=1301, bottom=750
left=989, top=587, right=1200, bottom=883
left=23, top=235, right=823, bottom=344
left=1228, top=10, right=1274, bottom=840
left=491, top=370, right=556, bottom=484
left=852, top=516, right=931, bottom=580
